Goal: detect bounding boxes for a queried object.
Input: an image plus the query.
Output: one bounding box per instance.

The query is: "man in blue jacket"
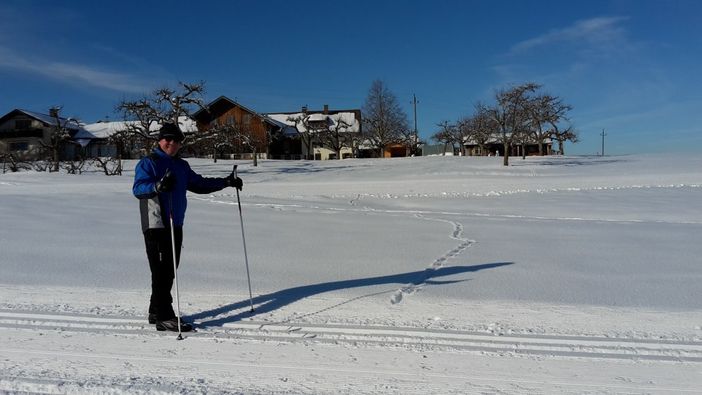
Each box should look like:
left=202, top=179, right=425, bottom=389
left=133, top=123, right=243, bottom=332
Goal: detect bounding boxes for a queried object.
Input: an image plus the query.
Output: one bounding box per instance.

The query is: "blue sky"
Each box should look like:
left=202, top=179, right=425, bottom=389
left=1, top=0, right=701, bottom=155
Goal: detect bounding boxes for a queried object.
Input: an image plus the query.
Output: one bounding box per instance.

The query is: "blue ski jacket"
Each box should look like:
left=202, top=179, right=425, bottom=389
left=133, top=148, right=228, bottom=232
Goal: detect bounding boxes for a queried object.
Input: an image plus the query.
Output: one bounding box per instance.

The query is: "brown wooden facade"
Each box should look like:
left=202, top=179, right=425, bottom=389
left=192, top=96, right=281, bottom=159
left=384, top=143, right=410, bottom=158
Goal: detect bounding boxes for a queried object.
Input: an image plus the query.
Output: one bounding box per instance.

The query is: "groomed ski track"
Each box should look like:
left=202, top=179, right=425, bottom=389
left=1, top=309, right=700, bottom=394
left=2, top=310, right=702, bottom=363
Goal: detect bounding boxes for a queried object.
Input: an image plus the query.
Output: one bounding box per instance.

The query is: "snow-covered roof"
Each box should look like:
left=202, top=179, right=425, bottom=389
left=307, top=113, right=328, bottom=122
left=3, top=109, right=82, bottom=130
left=78, top=121, right=133, bottom=139
left=78, top=116, right=198, bottom=141
left=265, top=111, right=360, bottom=135
left=262, top=116, right=288, bottom=130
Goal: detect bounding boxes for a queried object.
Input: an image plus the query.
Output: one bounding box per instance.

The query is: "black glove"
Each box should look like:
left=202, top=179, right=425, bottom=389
left=226, top=173, right=243, bottom=191
left=155, top=169, right=176, bottom=193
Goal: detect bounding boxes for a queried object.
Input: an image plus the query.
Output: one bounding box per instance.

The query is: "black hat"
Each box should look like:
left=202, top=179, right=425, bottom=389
left=158, top=122, right=185, bottom=142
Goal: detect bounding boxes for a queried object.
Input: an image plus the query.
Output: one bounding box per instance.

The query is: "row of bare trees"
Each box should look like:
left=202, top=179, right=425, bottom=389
left=5, top=79, right=362, bottom=174
left=116, top=81, right=270, bottom=167
left=6, top=80, right=580, bottom=174
left=433, top=83, right=578, bottom=166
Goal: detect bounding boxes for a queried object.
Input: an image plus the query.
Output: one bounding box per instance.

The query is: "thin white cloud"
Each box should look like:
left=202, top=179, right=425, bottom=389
left=509, top=16, right=630, bottom=55
left=493, top=15, right=640, bottom=88
left=0, top=45, right=150, bottom=93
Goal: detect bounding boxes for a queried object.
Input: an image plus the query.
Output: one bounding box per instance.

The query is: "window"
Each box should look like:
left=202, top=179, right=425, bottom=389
left=243, top=114, right=252, bottom=125
left=308, top=120, right=326, bottom=130
left=9, top=142, right=29, bottom=151
left=15, top=120, right=31, bottom=129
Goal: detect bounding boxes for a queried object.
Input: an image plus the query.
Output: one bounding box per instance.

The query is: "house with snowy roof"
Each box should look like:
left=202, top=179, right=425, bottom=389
left=462, top=136, right=553, bottom=157
left=194, top=97, right=362, bottom=160
left=0, top=107, right=204, bottom=162
left=0, top=108, right=84, bottom=161
left=76, top=116, right=198, bottom=159
left=192, top=96, right=285, bottom=161
left=265, top=105, right=362, bottom=160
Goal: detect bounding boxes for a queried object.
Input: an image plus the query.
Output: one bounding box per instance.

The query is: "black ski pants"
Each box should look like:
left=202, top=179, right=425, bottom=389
left=143, top=227, right=183, bottom=321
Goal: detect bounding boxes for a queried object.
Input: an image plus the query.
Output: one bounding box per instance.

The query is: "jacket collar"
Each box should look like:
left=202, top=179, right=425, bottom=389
left=153, top=147, right=179, bottom=160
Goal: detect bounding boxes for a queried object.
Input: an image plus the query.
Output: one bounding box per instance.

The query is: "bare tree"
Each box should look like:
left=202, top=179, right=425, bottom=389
left=526, top=95, right=551, bottom=156
left=482, top=82, right=541, bottom=166
left=235, top=119, right=269, bottom=167
left=1, top=154, right=18, bottom=173
left=320, top=114, right=357, bottom=159
left=195, top=119, right=235, bottom=163
left=43, top=107, right=81, bottom=172
left=399, top=126, right=424, bottom=156
left=102, top=128, right=137, bottom=175
left=285, top=113, right=316, bottom=160
left=202, top=117, right=269, bottom=166
left=551, top=123, right=579, bottom=155
left=115, top=98, right=160, bottom=146
left=116, top=81, right=206, bottom=154
left=527, top=94, right=573, bottom=156
left=61, top=157, right=87, bottom=174
left=539, top=95, right=577, bottom=155
left=154, top=82, right=206, bottom=125
left=432, top=121, right=457, bottom=156
left=91, top=156, right=122, bottom=175
left=458, top=107, right=494, bottom=156
left=362, top=80, right=409, bottom=157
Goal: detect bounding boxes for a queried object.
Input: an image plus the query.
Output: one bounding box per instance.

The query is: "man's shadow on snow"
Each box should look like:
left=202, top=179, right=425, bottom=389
left=186, top=262, right=514, bottom=328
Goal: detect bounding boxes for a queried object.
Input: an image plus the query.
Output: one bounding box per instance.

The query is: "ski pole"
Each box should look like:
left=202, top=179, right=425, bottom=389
left=233, top=164, right=255, bottom=313
left=168, top=190, right=184, bottom=340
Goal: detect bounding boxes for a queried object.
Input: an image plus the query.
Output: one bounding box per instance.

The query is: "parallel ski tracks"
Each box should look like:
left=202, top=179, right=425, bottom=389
left=1, top=309, right=701, bottom=363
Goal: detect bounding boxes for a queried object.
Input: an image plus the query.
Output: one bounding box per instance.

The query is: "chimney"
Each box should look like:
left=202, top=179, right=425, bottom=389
left=49, top=107, right=60, bottom=118
left=323, top=104, right=329, bottom=114
left=301, top=105, right=308, bottom=114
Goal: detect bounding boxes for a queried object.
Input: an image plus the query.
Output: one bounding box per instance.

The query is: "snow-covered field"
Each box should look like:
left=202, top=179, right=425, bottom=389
left=1, top=154, right=701, bottom=394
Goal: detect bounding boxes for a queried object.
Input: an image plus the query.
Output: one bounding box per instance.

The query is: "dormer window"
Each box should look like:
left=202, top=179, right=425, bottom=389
left=307, top=114, right=330, bottom=130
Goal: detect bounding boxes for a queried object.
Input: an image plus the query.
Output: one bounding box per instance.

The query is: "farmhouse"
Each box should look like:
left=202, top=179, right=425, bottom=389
left=0, top=108, right=83, bottom=161
left=192, top=96, right=288, bottom=160
left=266, top=105, right=362, bottom=160
left=193, top=97, right=363, bottom=160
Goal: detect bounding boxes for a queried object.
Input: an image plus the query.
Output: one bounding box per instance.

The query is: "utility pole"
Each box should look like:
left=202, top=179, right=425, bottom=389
left=600, top=128, right=607, bottom=156
left=411, top=94, right=419, bottom=155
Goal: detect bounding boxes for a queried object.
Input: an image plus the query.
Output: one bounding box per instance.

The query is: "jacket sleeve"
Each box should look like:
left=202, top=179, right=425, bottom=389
left=133, top=158, right=158, bottom=199
left=184, top=161, right=228, bottom=194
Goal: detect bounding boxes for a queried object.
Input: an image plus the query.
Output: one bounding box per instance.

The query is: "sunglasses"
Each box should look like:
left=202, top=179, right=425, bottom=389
left=163, top=137, right=183, bottom=143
